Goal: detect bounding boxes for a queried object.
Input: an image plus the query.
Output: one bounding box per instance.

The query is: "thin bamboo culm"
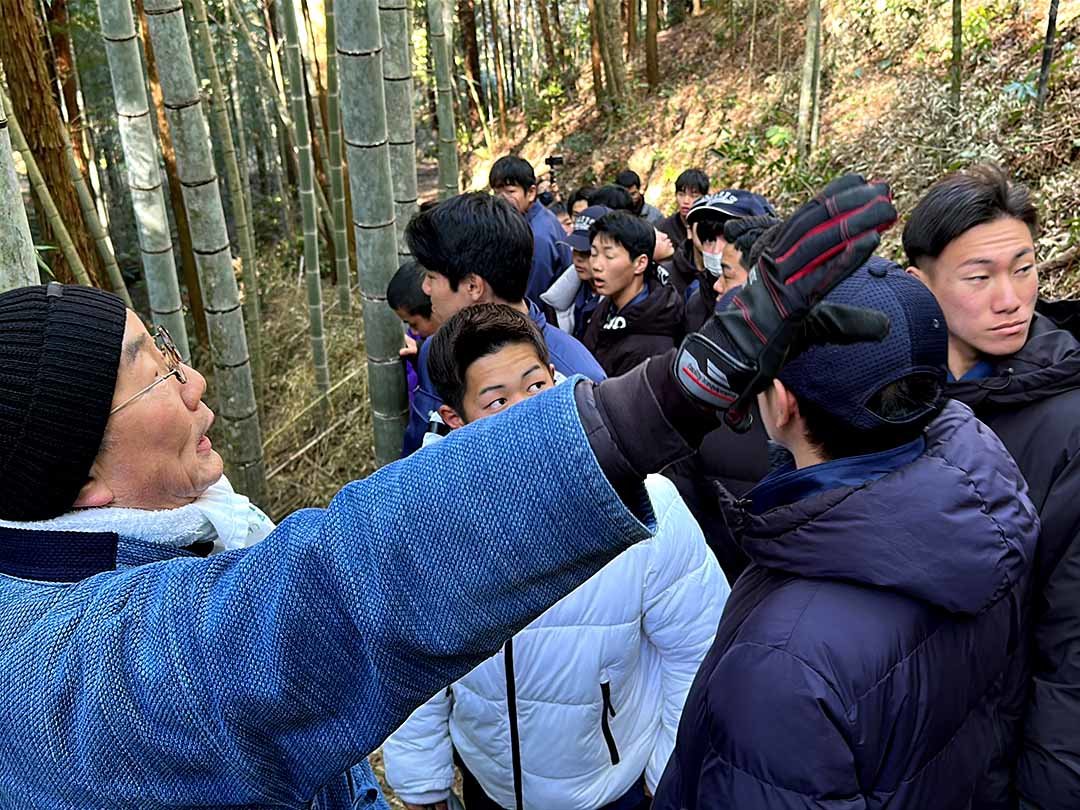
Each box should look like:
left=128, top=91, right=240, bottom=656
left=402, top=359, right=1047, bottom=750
left=427, top=0, right=460, bottom=198
left=188, top=0, right=264, bottom=398
left=223, top=0, right=255, bottom=251
left=324, top=0, right=351, bottom=311
left=336, top=1, right=408, bottom=466
left=0, top=88, right=91, bottom=287
left=282, top=0, right=331, bottom=401
left=141, top=0, right=266, bottom=502
left=379, top=0, right=419, bottom=255
left=60, top=124, right=131, bottom=306
left=0, top=96, right=37, bottom=291
left=96, top=0, right=192, bottom=354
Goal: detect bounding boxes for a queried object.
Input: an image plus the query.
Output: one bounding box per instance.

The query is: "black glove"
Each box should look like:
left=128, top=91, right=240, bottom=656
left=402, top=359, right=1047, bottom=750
left=674, top=174, right=895, bottom=431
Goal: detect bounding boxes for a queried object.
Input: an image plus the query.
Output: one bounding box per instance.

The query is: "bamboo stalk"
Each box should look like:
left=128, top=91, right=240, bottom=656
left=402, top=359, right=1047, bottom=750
left=141, top=0, right=266, bottom=502
left=0, top=87, right=91, bottom=287
left=325, top=0, right=352, bottom=310
left=223, top=0, right=254, bottom=249
left=379, top=0, right=419, bottom=256
left=0, top=95, right=37, bottom=291
left=283, top=0, right=331, bottom=402
left=188, top=0, right=264, bottom=399
left=335, top=0, right=407, bottom=466
left=427, top=0, right=460, bottom=199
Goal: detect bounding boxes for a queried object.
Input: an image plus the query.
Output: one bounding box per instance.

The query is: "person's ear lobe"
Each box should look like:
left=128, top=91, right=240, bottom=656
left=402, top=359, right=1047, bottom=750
left=634, top=255, right=650, bottom=276
left=438, top=404, right=466, bottom=430
left=907, top=265, right=928, bottom=285
left=771, top=379, right=799, bottom=430
left=73, top=475, right=115, bottom=509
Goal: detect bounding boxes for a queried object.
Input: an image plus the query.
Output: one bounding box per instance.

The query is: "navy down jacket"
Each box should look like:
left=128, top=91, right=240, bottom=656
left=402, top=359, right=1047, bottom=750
left=653, top=401, right=1039, bottom=809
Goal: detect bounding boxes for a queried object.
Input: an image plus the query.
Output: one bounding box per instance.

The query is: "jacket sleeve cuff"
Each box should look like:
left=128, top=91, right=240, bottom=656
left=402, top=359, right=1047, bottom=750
left=395, top=789, right=452, bottom=805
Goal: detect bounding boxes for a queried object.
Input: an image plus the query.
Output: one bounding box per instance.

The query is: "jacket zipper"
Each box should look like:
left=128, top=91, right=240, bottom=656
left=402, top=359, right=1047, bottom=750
left=504, top=639, right=524, bottom=810
left=600, top=681, right=620, bottom=765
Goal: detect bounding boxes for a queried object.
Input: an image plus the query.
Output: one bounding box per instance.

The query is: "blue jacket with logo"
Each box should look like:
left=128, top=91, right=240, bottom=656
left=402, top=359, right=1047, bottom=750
left=0, top=381, right=653, bottom=808
left=526, top=200, right=573, bottom=302
left=653, top=401, right=1039, bottom=809
left=402, top=301, right=605, bottom=455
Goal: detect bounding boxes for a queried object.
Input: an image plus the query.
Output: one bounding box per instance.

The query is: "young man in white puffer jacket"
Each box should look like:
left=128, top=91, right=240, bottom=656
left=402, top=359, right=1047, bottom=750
left=382, top=304, right=729, bottom=810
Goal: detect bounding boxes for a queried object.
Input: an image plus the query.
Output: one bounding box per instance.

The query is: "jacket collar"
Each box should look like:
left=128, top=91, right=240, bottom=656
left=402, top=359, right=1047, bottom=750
left=0, top=525, right=118, bottom=583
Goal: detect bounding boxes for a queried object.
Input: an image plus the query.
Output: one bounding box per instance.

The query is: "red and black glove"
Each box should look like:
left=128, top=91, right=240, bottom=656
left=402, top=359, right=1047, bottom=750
left=674, top=174, right=896, bottom=431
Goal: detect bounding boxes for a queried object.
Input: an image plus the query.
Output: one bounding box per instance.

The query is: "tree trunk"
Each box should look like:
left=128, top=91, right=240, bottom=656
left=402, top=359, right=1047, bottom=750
left=1034, top=0, right=1059, bottom=126
left=949, top=0, right=961, bottom=120
left=142, top=0, right=266, bottom=502
left=282, top=0, right=331, bottom=402
left=429, top=0, right=461, bottom=198
left=588, top=0, right=607, bottom=106
left=223, top=0, right=254, bottom=251
left=505, top=0, right=517, bottom=104
left=188, top=0, right=264, bottom=402
left=646, top=0, right=658, bottom=88
left=326, top=0, right=351, bottom=310
left=748, top=0, right=758, bottom=76
left=550, top=0, right=568, bottom=70
left=692, top=0, right=702, bottom=13
left=796, top=0, right=820, bottom=162
left=0, top=0, right=103, bottom=287
left=534, top=0, right=556, bottom=79
left=263, top=0, right=297, bottom=191
left=335, top=0, right=408, bottom=467
left=0, top=97, right=38, bottom=290
left=459, top=0, right=485, bottom=123
left=137, top=0, right=208, bottom=348
left=809, top=22, right=822, bottom=154
left=487, top=0, right=508, bottom=136
left=626, top=0, right=637, bottom=56
left=380, top=0, right=419, bottom=259
left=595, top=0, right=627, bottom=105
left=46, top=0, right=90, bottom=176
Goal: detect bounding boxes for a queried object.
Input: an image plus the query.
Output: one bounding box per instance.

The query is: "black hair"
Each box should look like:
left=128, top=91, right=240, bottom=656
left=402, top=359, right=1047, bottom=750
left=405, top=192, right=533, bottom=303
left=675, top=168, right=710, bottom=196
left=589, top=211, right=655, bottom=264
left=489, top=155, right=537, bottom=191
left=902, top=164, right=1039, bottom=270
left=798, top=374, right=944, bottom=460
left=386, top=260, right=432, bottom=318
left=695, top=218, right=726, bottom=244
left=427, top=303, right=551, bottom=416
left=615, top=169, right=642, bottom=189
left=589, top=184, right=635, bottom=212
left=724, top=215, right=783, bottom=264
left=548, top=201, right=568, bottom=216
left=568, top=186, right=596, bottom=212
left=419, top=199, right=440, bottom=212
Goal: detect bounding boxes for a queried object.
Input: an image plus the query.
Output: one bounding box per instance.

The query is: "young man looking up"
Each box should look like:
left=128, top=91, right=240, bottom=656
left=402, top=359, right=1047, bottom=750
left=583, top=211, right=685, bottom=376
left=904, top=164, right=1080, bottom=810
left=384, top=304, right=727, bottom=810
left=402, top=192, right=605, bottom=455
left=541, top=204, right=611, bottom=339
left=490, top=155, right=571, bottom=301
left=657, top=168, right=709, bottom=252
left=616, top=168, right=665, bottom=225
left=654, top=260, right=1039, bottom=809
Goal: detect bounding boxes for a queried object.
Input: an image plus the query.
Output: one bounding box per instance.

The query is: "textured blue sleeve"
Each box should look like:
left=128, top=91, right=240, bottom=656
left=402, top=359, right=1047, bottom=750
left=0, top=381, right=654, bottom=808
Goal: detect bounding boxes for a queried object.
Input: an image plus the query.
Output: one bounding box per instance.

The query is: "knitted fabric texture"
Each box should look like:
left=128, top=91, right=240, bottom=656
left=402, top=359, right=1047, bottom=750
left=0, top=379, right=654, bottom=808
left=0, top=283, right=126, bottom=521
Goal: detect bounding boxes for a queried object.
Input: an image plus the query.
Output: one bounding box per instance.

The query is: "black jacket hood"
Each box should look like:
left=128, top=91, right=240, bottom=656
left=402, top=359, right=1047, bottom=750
left=949, top=301, right=1080, bottom=410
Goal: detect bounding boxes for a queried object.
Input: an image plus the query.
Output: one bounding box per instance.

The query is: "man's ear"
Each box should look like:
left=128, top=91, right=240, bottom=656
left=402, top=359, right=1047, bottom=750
left=769, top=378, right=800, bottom=431
left=906, top=265, right=929, bottom=285
left=438, top=404, right=466, bottom=430
left=463, top=273, right=487, bottom=303
left=633, top=254, right=650, bottom=276
left=73, top=475, right=115, bottom=509
left=526, top=184, right=538, bottom=205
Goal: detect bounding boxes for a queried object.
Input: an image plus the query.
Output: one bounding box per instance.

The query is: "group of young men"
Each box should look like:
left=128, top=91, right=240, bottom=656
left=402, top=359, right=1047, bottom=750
left=382, top=156, right=1080, bottom=810
left=0, top=157, right=1074, bottom=810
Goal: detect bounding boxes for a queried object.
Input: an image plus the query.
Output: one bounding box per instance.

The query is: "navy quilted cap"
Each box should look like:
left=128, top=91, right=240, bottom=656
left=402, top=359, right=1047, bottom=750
left=779, top=256, right=948, bottom=430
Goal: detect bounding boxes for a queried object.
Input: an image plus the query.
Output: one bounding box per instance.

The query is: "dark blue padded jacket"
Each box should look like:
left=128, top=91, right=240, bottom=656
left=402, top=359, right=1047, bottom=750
left=653, top=400, right=1039, bottom=810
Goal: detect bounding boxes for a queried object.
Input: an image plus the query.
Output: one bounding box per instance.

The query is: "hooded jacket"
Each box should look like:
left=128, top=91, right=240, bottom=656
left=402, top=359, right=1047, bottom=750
left=0, top=381, right=656, bottom=809
left=526, top=201, right=573, bottom=302
left=653, top=401, right=1039, bottom=810
left=582, top=282, right=685, bottom=378
left=383, top=476, right=728, bottom=809
left=949, top=304, right=1080, bottom=810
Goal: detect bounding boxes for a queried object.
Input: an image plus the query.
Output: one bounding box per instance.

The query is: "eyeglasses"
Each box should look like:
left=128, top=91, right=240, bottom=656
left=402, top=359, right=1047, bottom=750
left=110, top=326, right=187, bottom=415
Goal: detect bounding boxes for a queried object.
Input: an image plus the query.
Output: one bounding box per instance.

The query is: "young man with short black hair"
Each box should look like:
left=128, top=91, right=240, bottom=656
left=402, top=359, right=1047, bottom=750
left=582, top=211, right=685, bottom=376
left=904, top=163, right=1080, bottom=810
left=657, top=168, right=709, bottom=252
left=403, top=191, right=605, bottom=455
left=490, top=155, right=572, bottom=301
left=541, top=204, right=610, bottom=339
left=616, top=169, right=664, bottom=225
left=384, top=303, right=727, bottom=810
left=655, top=259, right=1039, bottom=809
left=568, top=185, right=596, bottom=217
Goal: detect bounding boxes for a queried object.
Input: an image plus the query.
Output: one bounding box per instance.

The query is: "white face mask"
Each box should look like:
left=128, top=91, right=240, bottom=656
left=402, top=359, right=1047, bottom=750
left=193, top=475, right=275, bottom=551
left=702, top=251, right=724, bottom=277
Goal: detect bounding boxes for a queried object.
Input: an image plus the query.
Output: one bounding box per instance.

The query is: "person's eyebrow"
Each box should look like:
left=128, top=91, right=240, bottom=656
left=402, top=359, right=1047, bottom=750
left=520, top=364, right=542, bottom=380
left=476, top=382, right=507, bottom=397
left=122, top=334, right=149, bottom=366
left=958, top=247, right=1035, bottom=269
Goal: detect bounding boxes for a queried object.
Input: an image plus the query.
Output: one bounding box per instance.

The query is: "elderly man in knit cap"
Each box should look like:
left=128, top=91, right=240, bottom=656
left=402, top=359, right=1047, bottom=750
left=0, top=174, right=894, bottom=809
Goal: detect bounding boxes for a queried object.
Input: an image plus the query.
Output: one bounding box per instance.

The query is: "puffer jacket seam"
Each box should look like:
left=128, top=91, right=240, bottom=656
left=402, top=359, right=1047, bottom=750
left=728, top=641, right=850, bottom=719
left=849, top=618, right=951, bottom=707
left=703, top=738, right=860, bottom=802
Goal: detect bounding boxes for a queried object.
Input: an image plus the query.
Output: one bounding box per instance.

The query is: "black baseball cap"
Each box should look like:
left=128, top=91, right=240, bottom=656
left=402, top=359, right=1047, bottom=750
left=560, top=205, right=612, bottom=252
left=686, top=190, right=777, bottom=227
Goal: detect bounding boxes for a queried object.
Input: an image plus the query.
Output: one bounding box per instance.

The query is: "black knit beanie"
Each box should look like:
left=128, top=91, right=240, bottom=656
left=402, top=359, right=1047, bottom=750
left=0, top=283, right=128, bottom=521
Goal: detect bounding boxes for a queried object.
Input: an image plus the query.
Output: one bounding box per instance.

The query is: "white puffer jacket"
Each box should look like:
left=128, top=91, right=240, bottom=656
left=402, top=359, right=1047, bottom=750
left=383, top=475, right=728, bottom=809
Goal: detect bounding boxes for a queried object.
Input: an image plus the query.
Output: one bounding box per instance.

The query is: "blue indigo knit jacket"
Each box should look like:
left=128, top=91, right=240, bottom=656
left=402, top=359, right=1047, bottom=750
left=0, top=380, right=653, bottom=809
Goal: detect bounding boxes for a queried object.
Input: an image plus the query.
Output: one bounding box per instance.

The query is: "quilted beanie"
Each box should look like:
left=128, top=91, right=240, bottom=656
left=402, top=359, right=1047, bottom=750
left=0, top=283, right=127, bottom=521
